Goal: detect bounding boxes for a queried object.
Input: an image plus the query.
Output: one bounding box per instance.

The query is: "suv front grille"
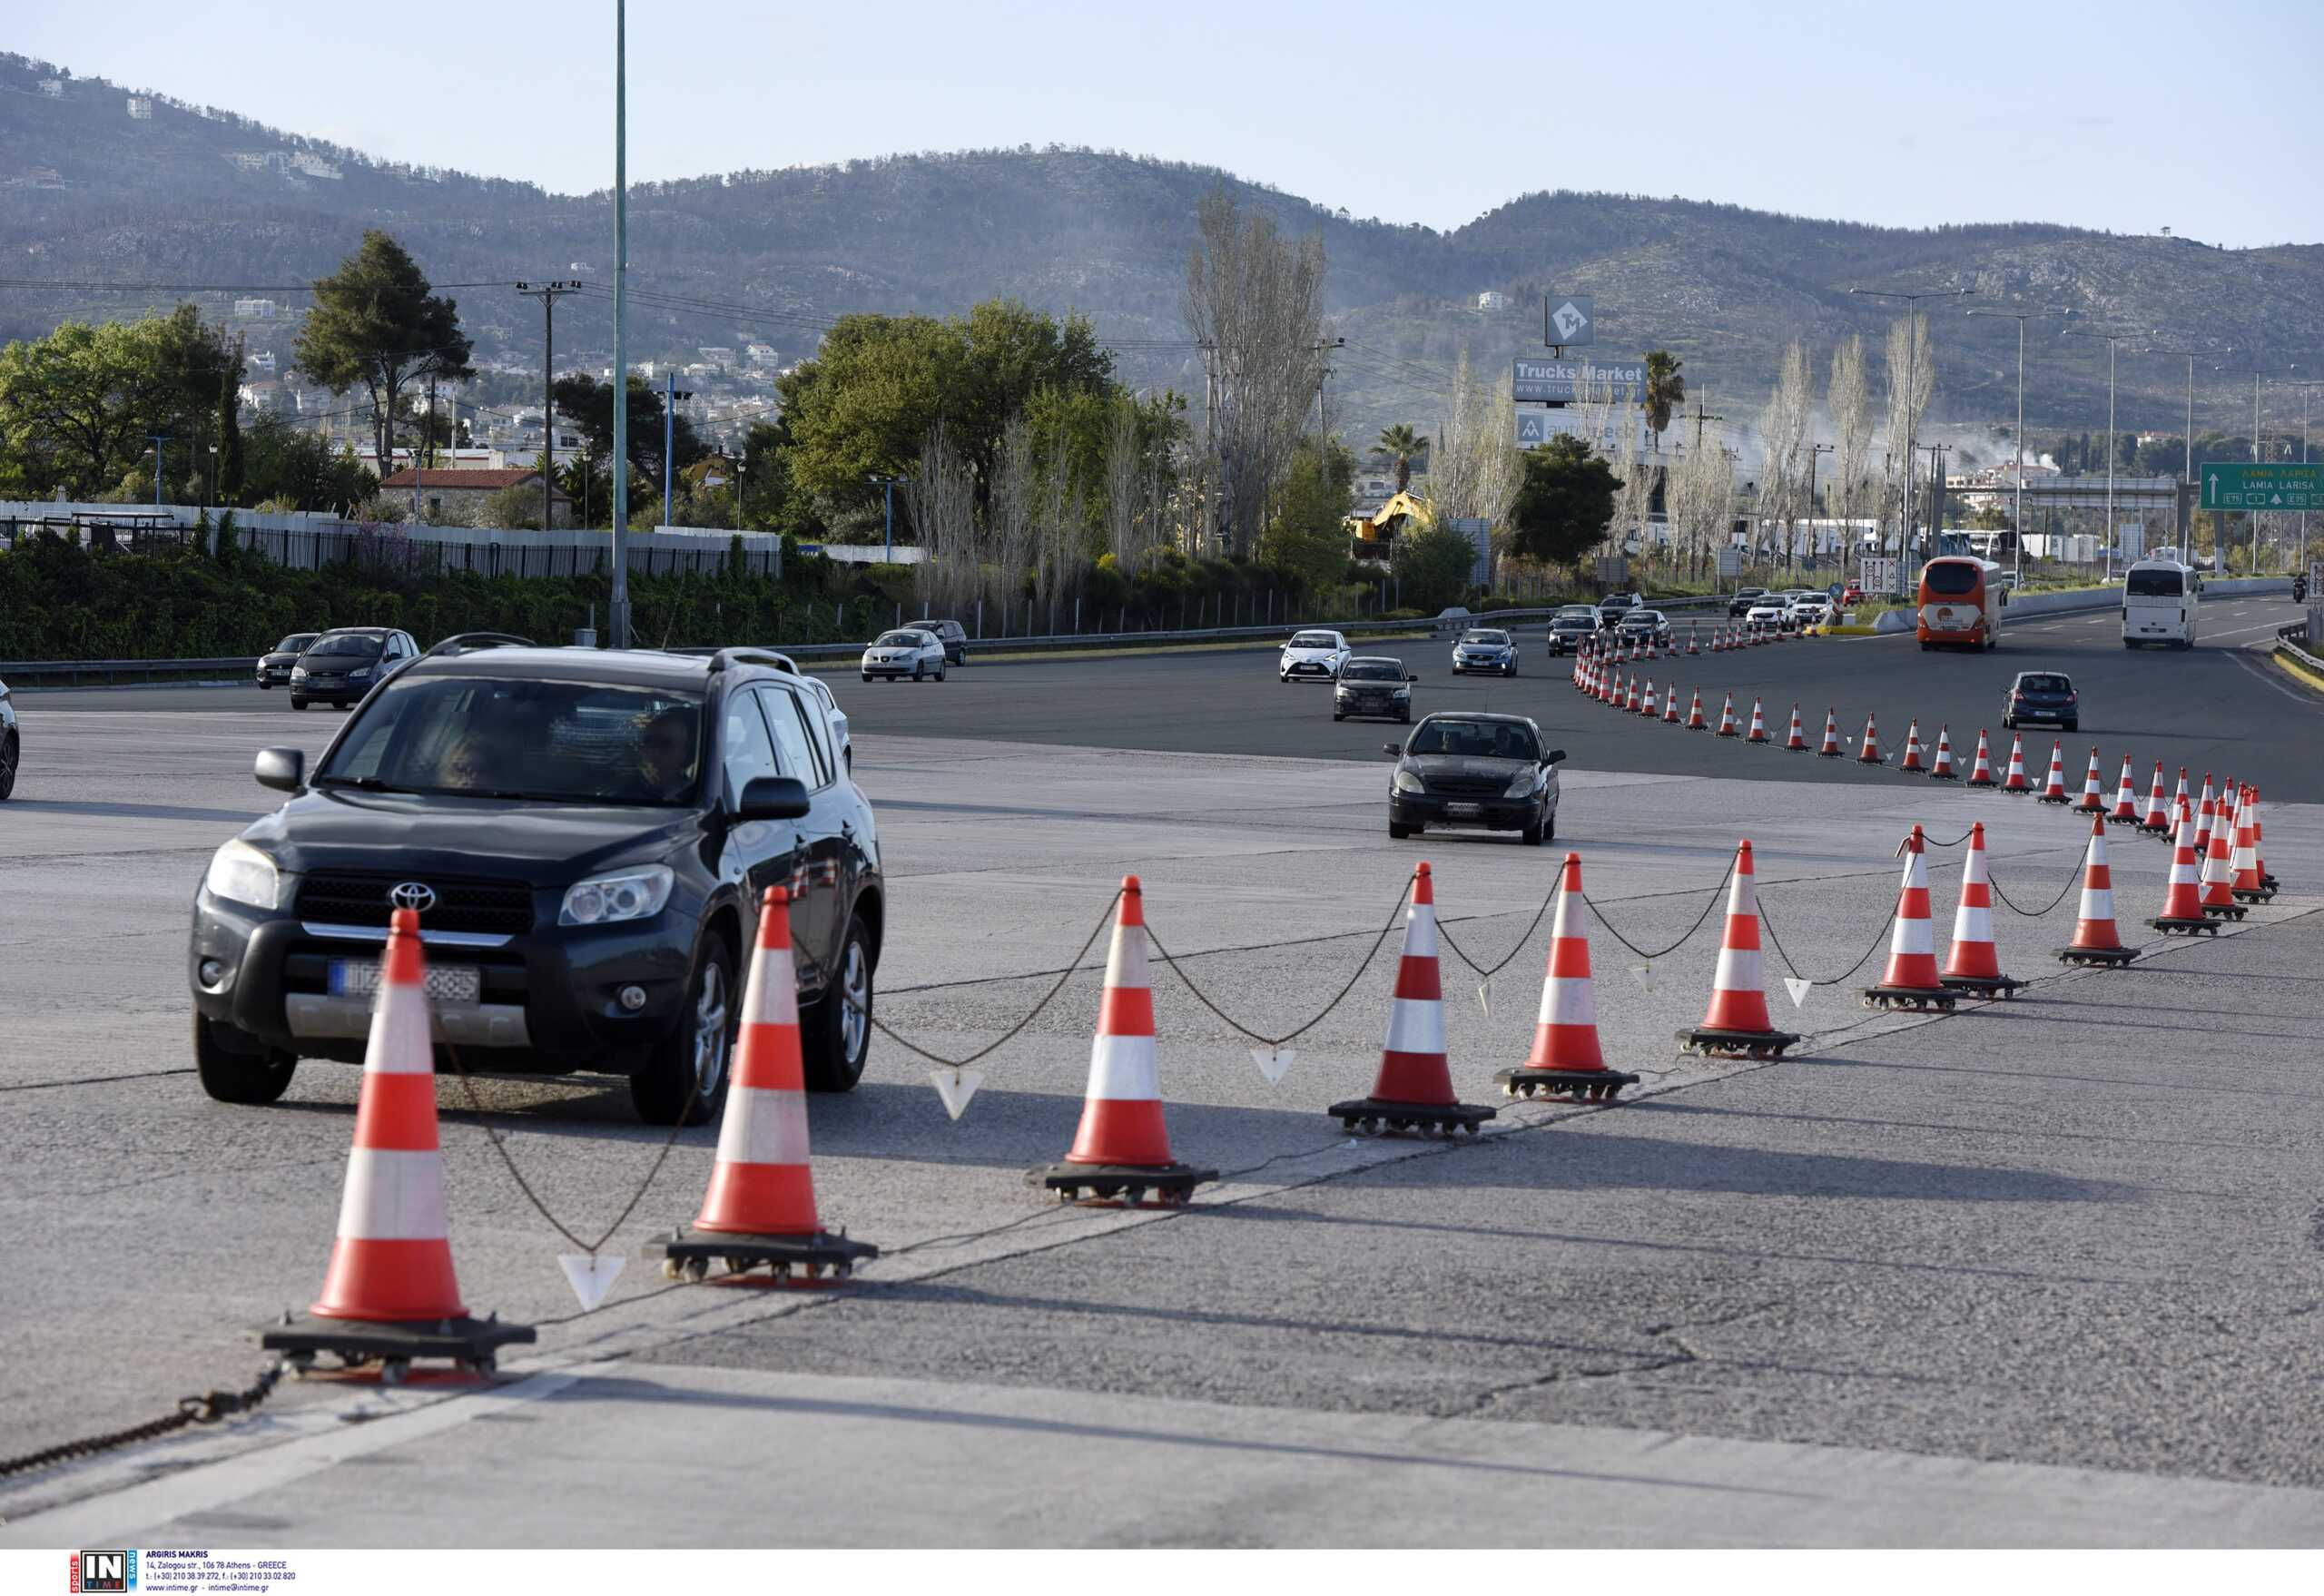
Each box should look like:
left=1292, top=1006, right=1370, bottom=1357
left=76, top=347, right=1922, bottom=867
left=294, top=872, right=537, bottom=936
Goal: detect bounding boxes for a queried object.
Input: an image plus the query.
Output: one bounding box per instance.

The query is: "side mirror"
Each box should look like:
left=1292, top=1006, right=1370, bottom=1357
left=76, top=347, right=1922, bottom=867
left=1380, top=743, right=1403, bottom=757
left=1544, top=749, right=1568, bottom=765
left=254, top=746, right=304, bottom=793
left=1404, top=670, right=1420, bottom=681
left=735, top=774, right=810, bottom=821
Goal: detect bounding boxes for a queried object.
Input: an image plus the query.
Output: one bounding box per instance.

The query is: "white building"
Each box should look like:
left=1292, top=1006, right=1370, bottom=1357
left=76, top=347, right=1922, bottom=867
left=744, top=343, right=776, bottom=368
left=291, top=152, right=341, bottom=180
left=38, top=79, right=63, bottom=99
left=697, top=347, right=736, bottom=369
left=234, top=298, right=278, bottom=320
left=1477, top=291, right=1511, bottom=312
left=126, top=95, right=153, bottom=120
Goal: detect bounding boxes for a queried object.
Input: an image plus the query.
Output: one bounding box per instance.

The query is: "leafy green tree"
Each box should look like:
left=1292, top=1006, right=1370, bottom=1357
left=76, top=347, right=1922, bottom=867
left=0, top=307, right=245, bottom=499
left=1393, top=522, right=1478, bottom=611
left=294, top=231, right=474, bottom=478
left=1376, top=422, right=1426, bottom=493
left=1643, top=349, right=1686, bottom=448
left=1259, top=438, right=1356, bottom=592
left=1508, top=434, right=1620, bottom=565
left=237, top=409, right=377, bottom=512
left=551, top=373, right=707, bottom=518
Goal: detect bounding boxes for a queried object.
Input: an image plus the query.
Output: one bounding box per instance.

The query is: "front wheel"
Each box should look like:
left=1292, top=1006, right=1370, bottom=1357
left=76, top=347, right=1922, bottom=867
left=193, top=1012, right=297, bottom=1105
left=1388, top=821, right=1412, bottom=841
left=2063, top=719, right=2078, bottom=733
left=1333, top=712, right=1344, bottom=722
left=290, top=696, right=309, bottom=710
left=800, top=912, right=873, bottom=1092
left=628, top=935, right=735, bottom=1127
left=0, top=732, right=15, bottom=801
left=1520, top=820, right=1543, bottom=847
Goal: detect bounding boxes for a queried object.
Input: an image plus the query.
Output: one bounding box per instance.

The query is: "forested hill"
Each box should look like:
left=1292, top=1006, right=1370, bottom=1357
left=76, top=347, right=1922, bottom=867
left=6, top=51, right=2320, bottom=444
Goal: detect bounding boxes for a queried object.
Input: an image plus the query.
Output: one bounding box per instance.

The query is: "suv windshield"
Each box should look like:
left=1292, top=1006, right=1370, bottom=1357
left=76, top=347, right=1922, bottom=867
left=1342, top=661, right=1401, bottom=681
left=1409, top=719, right=1538, bottom=760
left=873, top=632, right=926, bottom=648
left=318, top=677, right=707, bottom=805
left=308, top=634, right=382, bottom=658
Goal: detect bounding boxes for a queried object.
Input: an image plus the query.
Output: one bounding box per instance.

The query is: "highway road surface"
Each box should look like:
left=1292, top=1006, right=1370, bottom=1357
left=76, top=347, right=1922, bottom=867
left=2, top=602, right=2320, bottom=1548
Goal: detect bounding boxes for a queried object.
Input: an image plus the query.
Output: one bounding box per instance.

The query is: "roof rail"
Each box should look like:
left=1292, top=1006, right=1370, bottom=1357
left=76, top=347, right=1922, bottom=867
left=707, top=647, right=797, bottom=675
left=424, top=631, right=537, bottom=659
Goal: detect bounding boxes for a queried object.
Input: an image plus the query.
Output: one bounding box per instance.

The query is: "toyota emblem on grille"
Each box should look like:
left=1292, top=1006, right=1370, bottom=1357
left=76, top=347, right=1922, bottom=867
left=389, top=881, right=438, bottom=913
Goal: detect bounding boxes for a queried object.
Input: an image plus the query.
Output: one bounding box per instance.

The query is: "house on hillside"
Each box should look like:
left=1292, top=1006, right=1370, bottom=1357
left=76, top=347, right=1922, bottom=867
left=379, top=467, right=572, bottom=527
left=1477, top=291, right=1511, bottom=312
left=126, top=95, right=153, bottom=119
left=38, top=78, right=63, bottom=99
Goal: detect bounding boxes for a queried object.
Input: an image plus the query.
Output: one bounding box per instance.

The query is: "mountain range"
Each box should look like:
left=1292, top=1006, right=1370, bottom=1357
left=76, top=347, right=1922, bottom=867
left=6, top=50, right=2322, bottom=464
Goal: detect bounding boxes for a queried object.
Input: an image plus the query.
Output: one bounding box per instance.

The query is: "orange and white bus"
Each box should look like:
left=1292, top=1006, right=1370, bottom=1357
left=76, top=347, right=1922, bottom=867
left=1916, top=556, right=2003, bottom=651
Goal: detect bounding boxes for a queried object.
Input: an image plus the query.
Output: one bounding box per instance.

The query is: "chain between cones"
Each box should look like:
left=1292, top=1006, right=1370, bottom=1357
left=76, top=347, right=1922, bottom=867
left=1145, top=872, right=1415, bottom=1047
left=1581, top=852, right=1737, bottom=959
left=0, top=1360, right=287, bottom=1478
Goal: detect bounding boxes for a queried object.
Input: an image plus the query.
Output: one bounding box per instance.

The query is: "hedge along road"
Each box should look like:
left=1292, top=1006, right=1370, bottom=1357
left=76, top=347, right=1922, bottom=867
left=19, top=595, right=2321, bottom=802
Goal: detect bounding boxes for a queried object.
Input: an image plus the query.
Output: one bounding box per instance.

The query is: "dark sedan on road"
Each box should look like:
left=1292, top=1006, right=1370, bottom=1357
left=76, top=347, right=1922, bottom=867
left=191, top=643, right=883, bottom=1125
left=1546, top=606, right=1598, bottom=655
left=255, top=632, right=320, bottom=691
left=1615, top=608, right=1672, bottom=646
left=1334, top=656, right=1414, bottom=723
left=2003, top=670, right=2078, bottom=733
left=1384, top=712, right=1563, bottom=845
left=289, top=626, right=420, bottom=710
left=1728, top=586, right=1768, bottom=618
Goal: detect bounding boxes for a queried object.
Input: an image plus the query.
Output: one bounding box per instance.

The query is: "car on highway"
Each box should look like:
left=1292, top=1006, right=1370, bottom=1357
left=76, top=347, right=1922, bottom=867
left=2002, top=670, right=2078, bottom=733
left=288, top=626, right=420, bottom=711
left=861, top=627, right=948, bottom=682
left=1279, top=629, right=1351, bottom=682
left=1773, top=589, right=1820, bottom=632
left=190, top=640, right=884, bottom=1125
left=1614, top=608, right=1671, bottom=646
left=1333, top=656, right=1415, bottom=723
left=1545, top=606, right=1599, bottom=655
left=924, top=618, right=970, bottom=665
left=1728, top=586, right=1768, bottom=618
left=1745, top=601, right=1787, bottom=635
left=254, top=632, right=320, bottom=691
left=1839, top=581, right=1865, bottom=606
left=1787, top=595, right=1835, bottom=630
left=1596, top=592, right=1643, bottom=630
left=0, top=673, right=16, bottom=801
left=2121, top=557, right=2197, bottom=648
left=1384, top=713, right=1563, bottom=845
left=1450, top=627, right=1519, bottom=676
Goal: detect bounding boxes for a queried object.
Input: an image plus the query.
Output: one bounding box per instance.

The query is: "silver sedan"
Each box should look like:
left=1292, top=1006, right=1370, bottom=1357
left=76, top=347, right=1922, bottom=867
left=861, top=628, right=949, bottom=682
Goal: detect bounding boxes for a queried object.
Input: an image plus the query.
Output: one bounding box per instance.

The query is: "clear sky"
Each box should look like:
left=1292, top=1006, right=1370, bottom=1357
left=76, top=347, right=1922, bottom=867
left=15, top=0, right=2321, bottom=246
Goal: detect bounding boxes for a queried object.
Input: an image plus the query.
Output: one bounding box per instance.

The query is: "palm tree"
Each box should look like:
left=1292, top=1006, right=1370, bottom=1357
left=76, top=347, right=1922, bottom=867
left=1377, top=422, right=1425, bottom=494
left=1643, top=350, right=1686, bottom=451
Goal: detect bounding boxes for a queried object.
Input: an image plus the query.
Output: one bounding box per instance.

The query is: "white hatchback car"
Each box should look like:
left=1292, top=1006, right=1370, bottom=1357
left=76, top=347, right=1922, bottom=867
left=861, top=628, right=948, bottom=682
left=1745, top=603, right=1788, bottom=634
left=1279, top=629, right=1351, bottom=683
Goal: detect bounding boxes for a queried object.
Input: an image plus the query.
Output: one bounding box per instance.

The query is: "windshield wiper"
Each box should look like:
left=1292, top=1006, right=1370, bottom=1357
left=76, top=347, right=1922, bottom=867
left=311, top=773, right=407, bottom=793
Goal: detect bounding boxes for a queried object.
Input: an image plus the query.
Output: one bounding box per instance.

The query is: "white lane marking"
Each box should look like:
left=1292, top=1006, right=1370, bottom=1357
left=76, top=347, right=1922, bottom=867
left=2229, top=649, right=2323, bottom=707
left=2208, top=620, right=2300, bottom=643
left=0, top=1364, right=600, bottom=1545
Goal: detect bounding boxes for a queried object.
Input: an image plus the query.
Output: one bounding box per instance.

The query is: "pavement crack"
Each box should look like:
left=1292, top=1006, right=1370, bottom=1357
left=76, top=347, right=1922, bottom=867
left=1449, top=1298, right=1785, bottom=1418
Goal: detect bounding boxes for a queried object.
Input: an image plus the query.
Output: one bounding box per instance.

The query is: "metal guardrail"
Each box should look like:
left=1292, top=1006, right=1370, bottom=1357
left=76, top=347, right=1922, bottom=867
left=4, top=597, right=1736, bottom=684
left=2275, top=621, right=2322, bottom=675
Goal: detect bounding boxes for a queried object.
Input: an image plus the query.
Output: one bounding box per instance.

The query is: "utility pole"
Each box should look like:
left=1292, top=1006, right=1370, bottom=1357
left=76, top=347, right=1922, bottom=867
left=1310, top=336, right=1344, bottom=446
left=866, top=474, right=911, bottom=561
left=662, top=373, right=694, bottom=529
left=1807, top=442, right=1833, bottom=569
left=1970, top=307, right=2070, bottom=586
left=413, top=373, right=436, bottom=521
left=148, top=434, right=169, bottom=511
left=609, top=0, right=631, bottom=647
left=1684, top=399, right=1724, bottom=450
left=517, top=280, right=580, bottom=531
left=2065, top=324, right=2133, bottom=579
left=2292, top=379, right=2321, bottom=580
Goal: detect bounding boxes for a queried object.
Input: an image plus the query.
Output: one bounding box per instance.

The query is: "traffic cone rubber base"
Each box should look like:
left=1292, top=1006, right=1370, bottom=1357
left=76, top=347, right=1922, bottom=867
left=1493, top=1065, right=1640, bottom=1103
left=2146, top=914, right=2222, bottom=938
left=2037, top=790, right=2071, bottom=806
left=1857, top=983, right=1959, bottom=1012
left=2201, top=900, right=2249, bottom=921
left=2105, top=812, right=2142, bottom=828
left=1039, top=1161, right=1217, bottom=1207
left=1327, top=1097, right=1495, bottom=1138
left=646, top=1227, right=878, bottom=1286
left=2230, top=884, right=2276, bottom=904
left=1674, top=1025, right=1800, bottom=1059
left=2055, top=943, right=2138, bottom=968
left=1937, top=972, right=2027, bottom=999
left=259, top=1312, right=534, bottom=1382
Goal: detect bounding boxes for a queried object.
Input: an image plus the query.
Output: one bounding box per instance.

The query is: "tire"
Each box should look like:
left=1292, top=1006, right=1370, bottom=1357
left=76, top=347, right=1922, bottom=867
left=290, top=696, right=309, bottom=710
left=800, top=911, right=873, bottom=1093
left=1398, top=711, right=1411, bottom=724
left=193, top=1011, right=296, bottom=1106
left=258, top=681, right=272, bottom=691
left=862, top=673, right=873, bottom=682
left=1542, top=809, right=1557, bottom=842
left=911, top=663, right=924, bottom=682
left=628, top=933, right=736, bottom=1127
left=1521, top=820, right=1543, bottom=847
left=0, top=732, right=15, bottom=801
left=1388, top=822, right=1412, bottom=840
left=1333, top=712, right=1345, bottom=722
left=935, top=666, right=946, bottom=682
left=2063, top=720, right=2078, bottom=733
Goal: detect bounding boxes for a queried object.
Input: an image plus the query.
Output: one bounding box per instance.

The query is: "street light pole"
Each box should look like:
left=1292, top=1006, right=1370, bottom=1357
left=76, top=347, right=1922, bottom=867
left=609, top=0, right=631, bottom=648
left=2064, top=324, right=2134, bottom=580
left=1967, top=307, right=2070, bottom=587
left=517, top=280, right=580, bottom=532
left=1852, top=285, right=1969, bottom=565
left=148, top=433, right=169, bottom=510
left=867, top=474, right=911, bottom=562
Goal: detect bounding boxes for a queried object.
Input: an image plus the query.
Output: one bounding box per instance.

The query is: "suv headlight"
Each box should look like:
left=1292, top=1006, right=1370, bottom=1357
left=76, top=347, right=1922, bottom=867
left=559, top=864, right=675, bottom=926
left=204, top=839, right=283, bottom=911
left=1503, top=770, right=1540, bottom=799
left=1393, top=769, right=1425, bottom=794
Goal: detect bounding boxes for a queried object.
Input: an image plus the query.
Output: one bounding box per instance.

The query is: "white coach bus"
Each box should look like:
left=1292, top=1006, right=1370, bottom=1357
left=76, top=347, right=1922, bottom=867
left=2122, top=557, right=2198, bottom=648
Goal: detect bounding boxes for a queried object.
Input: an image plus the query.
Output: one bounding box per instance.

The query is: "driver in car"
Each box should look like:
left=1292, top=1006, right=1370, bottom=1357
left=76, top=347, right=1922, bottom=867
left=635, top=708, right=698, bottom=802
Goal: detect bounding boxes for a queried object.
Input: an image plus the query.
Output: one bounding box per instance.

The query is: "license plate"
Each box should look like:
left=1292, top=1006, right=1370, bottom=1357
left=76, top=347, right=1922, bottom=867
left=1445, top=803, right=1482, bottom=818
left=329, top=958, right=481, bottom=1004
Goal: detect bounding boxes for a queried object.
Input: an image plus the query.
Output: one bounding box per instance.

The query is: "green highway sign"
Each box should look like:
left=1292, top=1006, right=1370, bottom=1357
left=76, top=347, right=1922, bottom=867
left=2200, top=461, right=2322, bottom=510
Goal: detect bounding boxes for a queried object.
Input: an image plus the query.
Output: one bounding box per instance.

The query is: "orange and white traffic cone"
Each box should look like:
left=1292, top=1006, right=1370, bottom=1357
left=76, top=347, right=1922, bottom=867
left=1857, top=713, right=1885, bottom=764
left=1686, top=623, right=1700, bottom=655
left=1940, top=822, right=2024, bottom=995
left=2073, top=748, right=2106, bottom=813
left=2139, top=762, right=2171, bottom=835
left=2148, top=803, right=2218, bottom=937
left=1966, top=728, right=1997, bottom=787
left=1039, top=877, right=1218, bottom=1203
left=1746, top=696, right=1769, bottom=744
left=1785, top=703, right=1809, bottom=751
left=1928, top=725, right=1958, bottom=781
left=1686, top=688, right=1709, bottom=730
left=2251, top=787, right=2277, bottom=892
left=1817, top=707, right=1844, bottom=757
left=2001, top=732, right=2031, bottom=793
left=1676, top=841, right=1801, bottom=1058
left=2107, top=755, right=2140, bottom=826
left=261, top=907, right=534, bottom=1377
left=1664, top=685, right=1682, bottom=724
left=1627, top=675, right=1644, bottom=714
left=2230, top=786, right=2272, bottom=903
left=2191, top=774, right=2216, bottom=858
left=1897, top=719, right=1925, bottom=773
left=654, top=886, right=880, bottom=1282
left=2057, top=815, right=2136, bottom=967
left=1331, top=863, right=1496, bottom=1137
left=1495, top=852, right=1638, bottom=1104
left=1861, top=825, right=1955, bottom=1010
left=2166, top=766, right=2190, bottom=831
left=1641, top=679, right=1659, bottom=719
left=2036, top=742, right=2071, bottom=804
left=1716, top=691, right=1739, bottom=737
